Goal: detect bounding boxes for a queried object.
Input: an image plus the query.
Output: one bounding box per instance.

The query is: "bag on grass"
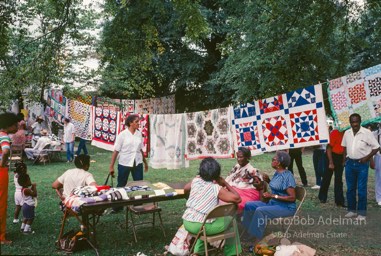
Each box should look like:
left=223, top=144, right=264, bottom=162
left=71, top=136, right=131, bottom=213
left=166, top=225, right=192, bottom=256
left=56, top=229, right=97, bottom=254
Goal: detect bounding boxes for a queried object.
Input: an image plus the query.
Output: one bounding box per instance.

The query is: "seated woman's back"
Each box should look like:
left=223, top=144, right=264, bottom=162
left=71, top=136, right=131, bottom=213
left=52, top=155, right=97, bottom=200
left=183, top=176, right=220, bottom=223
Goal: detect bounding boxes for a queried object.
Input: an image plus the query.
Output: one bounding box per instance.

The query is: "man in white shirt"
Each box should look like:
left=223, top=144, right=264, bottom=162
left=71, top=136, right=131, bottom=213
left=341, top=113, right=380, bottom=220
left=25, top=129, right=52, bottom=160
left=63, top=118, right=75, bottom=163
left=30, top=116, right=45, bottom=147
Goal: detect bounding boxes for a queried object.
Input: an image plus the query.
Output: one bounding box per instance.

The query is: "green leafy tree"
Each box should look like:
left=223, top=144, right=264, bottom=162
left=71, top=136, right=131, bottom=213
left=216, top=0, right=358, bottom=103
left=0, top=0, right=98, bottom=108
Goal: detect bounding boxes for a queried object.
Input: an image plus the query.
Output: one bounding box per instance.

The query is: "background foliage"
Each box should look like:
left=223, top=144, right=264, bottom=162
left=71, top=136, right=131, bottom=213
left=0, top=0, right=380, bottom=112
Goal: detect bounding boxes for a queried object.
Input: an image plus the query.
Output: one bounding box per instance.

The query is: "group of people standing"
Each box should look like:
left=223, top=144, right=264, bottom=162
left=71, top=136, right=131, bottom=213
left=317, top=114, right=380, bottom=221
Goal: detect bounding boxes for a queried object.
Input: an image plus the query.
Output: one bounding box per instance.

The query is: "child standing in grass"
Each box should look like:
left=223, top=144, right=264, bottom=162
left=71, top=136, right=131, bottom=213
left=18, top=173, right=37, bottom=234
left=13, top=162, right=27, bottom=224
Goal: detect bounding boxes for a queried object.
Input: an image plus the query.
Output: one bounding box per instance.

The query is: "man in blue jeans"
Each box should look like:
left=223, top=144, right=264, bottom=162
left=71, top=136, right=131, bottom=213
left=63, top=118, right=75, bottom=162
left=342, top=113, right=379, bottom=220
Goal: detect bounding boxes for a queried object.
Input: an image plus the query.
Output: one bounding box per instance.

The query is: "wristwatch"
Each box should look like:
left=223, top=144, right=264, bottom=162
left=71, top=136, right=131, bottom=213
left=274, top=195, right=279, bottom=199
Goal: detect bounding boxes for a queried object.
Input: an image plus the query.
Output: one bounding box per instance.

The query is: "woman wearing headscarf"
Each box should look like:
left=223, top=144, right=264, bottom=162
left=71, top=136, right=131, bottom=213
left=225, top=147, right=266, bottom=213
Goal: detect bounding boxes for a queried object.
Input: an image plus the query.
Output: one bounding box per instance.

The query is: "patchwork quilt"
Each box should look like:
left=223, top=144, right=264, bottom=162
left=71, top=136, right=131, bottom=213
left=91, top=107, right=119, bottom=151
left=118, top=112, right=150, bottom=157
left=185, top=107, right=234, bottom=160
left=151, top=95, right=176, bottom=114
left=64, top=183, right=177, bottom=213
left=328, top=64, right=381, bottom=130
left=232, top=84, right=329, bottom=155
left=46, top=89, right=68, bottom=125
left=67, top=100, right=93, bottom=140
left=149, top=114, right=189, bottom=169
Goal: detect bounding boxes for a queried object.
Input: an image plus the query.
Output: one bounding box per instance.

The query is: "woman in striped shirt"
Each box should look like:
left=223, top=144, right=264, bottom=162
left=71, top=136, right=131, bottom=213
left=0, top=112, right=19, bottom=245
left=242, top=151, right=296, bottom=248
left=182, top=157, right=242, bottom=256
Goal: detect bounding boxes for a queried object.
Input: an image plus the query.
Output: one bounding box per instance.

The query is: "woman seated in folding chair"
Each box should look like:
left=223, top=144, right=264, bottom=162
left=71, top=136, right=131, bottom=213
left=225, top=147, right=269, bottom=214
left=52, top=155, right=98, bottom=201
left=242, top=151, right=296, bottom=248
left=182, top=157, right=242, bottom=256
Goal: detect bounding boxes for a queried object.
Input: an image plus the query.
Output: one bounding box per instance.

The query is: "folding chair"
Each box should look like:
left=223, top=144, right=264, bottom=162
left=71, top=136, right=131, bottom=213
left=125, top=180, right=166, bottom=242
left=56, top=189, right=100, bottom=255
left=189, top=203, right=239, bottom=256
left=9, top=144, right=24, bottom=170
left=267, top=186, right=307, bottom=236
left=32, top=144, right=51, bottom=165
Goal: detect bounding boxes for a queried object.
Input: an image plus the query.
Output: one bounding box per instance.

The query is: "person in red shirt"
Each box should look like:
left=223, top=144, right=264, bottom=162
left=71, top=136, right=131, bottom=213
left=318, top=129, right=345, bottom=207
left=0, top=112, right=19, bottom=245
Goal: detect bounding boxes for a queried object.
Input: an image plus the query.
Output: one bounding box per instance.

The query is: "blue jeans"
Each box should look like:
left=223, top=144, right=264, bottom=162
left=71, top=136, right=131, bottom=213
left=242, top=201, right=295, bottom=239
left=65, top=142, right=74, bottom=161
left=345, top=158, right=369, bottom=216
left=76, top=139, right=88, bottom=155
left=117, top=163, right=143, bottom=187
left=313, top=149, right=326, bottom=186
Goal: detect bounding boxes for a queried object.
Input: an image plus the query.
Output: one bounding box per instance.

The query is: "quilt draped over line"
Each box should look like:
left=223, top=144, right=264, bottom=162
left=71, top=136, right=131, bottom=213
left=68, top=99, right=93, bottom=140
left=232, top=84, right=329, bottom=155
left=328, top=64, right=381, bottom=130
left=91, top=106, right=119, bottom=151
left=149, top=114, right=189, bottom=169
left=185, top=107, right=234, bottom=160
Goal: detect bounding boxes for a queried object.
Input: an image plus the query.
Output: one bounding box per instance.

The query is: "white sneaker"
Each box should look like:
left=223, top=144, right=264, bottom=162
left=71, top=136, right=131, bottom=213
left=355, top=215, right=366, bottom=221
left=12, top=219, right=19, bottom=224
left=311, top=185, right=321, bottom=190
left=344, top=211, right=357, bottom=218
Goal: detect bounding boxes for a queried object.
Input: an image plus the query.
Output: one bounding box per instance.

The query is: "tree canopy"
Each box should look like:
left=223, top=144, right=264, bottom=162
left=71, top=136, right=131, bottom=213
left=0, top=0, right=380, bottom=112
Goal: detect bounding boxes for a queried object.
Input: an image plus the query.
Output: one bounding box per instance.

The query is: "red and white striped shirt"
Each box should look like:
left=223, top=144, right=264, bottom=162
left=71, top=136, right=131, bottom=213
left=182, top=176, right=221, bottom=223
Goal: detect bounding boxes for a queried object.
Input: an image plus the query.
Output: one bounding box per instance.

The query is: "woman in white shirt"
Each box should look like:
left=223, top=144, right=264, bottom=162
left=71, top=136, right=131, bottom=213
left=109, top=115, right=148, bottom=188
left=52, top=154, right=97, bottom=200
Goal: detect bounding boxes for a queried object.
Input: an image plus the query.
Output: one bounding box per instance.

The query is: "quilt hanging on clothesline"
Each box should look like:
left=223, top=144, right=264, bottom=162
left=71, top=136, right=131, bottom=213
left=185, top=107, right=234, bottom=160
left=328, top=64, right=381, bottom=130
left=151, top=95, right=176, bottom=114
left=91, top=107, right=119, bottom=151
left=118, top=112, right=150, bottom=157
left=45, top=89, right=68, bottom=125
left=121, top=99, right=135, bottom=114
left=149, top=114, right=189, bottom=169
left=67, top=100, right=93, bottom=140
left=232, top=84, right=329, bottom=155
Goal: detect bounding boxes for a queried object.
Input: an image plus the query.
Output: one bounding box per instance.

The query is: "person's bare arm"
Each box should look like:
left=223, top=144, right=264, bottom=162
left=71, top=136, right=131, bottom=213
left=109, top=151, right=119, bottom=177
left=326, top=144, right=334, bottom=170
left=52, top=180, right=64, bottom=200
left=216, top=177, right=241, bottom=204
left=141, top=150, right=148, bottom=172
left=263, top=187, right=296, bottom=202
left=0, top=148, right=9, bottom=167
left=24, top=183, right=38, bottom=197
left=183, top=179, right=193, bottom=194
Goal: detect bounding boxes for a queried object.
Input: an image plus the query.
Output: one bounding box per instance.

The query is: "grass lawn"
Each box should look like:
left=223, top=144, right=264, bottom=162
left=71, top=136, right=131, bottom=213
left=1, top=145, right=380, bottom=255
